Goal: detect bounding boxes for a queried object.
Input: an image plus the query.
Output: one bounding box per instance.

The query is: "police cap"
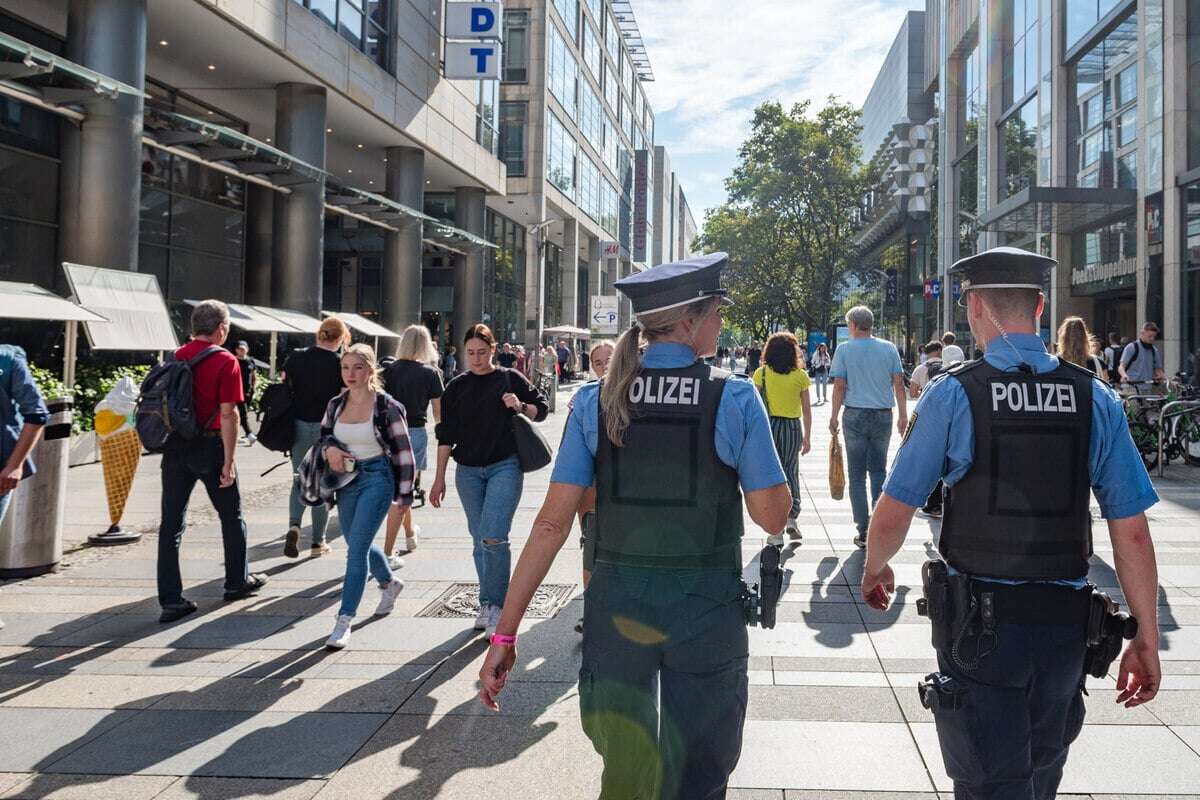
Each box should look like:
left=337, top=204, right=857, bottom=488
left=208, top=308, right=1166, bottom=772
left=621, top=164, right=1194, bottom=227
left=950, top=246, right=1056, bottom=293
left=614, top=252, right=734, bottom=316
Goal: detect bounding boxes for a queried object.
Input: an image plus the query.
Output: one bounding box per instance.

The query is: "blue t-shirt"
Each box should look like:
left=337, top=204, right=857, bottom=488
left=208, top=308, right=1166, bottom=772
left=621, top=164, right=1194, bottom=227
left=882, top=333, right=1159, bottom=587
left=830, top=337, right=903, bottom=409
left=551, top=342, right=787, bottom=492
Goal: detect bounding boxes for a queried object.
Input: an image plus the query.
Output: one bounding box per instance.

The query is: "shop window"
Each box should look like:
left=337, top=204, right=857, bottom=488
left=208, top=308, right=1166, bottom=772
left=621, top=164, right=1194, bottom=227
left=0, top=218, right=55, bottom=286
left=0, top=147, right=59, bottom=225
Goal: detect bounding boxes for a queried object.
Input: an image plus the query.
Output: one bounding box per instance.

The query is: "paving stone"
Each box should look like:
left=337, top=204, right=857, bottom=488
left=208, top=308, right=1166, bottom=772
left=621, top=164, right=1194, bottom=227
left=155, top=777, right=326, bottom=800
left=398, top=677, right=579, bottom=718
left=772, top=671, right=893, bottom=688
left=151, top=676, right=421, bottom=714
left=1141, top=690, right=1200, bottom=725
left=48, top=613, right=299, bottom=650
left=46, top=710, right=387, bottom=778
left=0, top=708, right=137, bottom=771
left=784, top=793, right=939, bottom=800
left=0, top=614, right=115, bottom=648
left=747, top=686, right=903, bottom=722
left=0, top=776, right=26, bottom=795
left=0, top=773, right=176, bottom=799
left=0, top=673, right=196, bottom=709
left=727, top=791, right=783, bottom=800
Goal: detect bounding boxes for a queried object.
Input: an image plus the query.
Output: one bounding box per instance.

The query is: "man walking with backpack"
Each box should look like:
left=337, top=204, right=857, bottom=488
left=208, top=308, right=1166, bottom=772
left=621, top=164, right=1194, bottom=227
left=156, top=300, right=267, bottom=623
left=909, top=341, right=947, bottom=517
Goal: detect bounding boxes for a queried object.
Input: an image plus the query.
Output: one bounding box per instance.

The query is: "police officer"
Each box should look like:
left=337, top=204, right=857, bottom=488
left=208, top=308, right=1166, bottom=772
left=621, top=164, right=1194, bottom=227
left=860, top=247, right=1162, bottom=799
left=478, top=252, right=791, bottom=799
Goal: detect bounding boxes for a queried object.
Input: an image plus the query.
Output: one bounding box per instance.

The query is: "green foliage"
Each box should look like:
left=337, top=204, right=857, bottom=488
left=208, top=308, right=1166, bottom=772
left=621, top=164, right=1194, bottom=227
left=28, top=365, right=67, bottom=404
left=698, top=99, right=868, bottom=339
left=71, top=364, right=151, bottom=434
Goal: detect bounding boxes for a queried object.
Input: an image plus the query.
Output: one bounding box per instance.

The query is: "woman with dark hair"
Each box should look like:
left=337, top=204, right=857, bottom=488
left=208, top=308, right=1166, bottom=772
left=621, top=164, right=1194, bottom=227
left=429, top=323, right=549, bottom=635
left=753, top=332, right=813, bottom=544
left=811, top=342, right=832, bottom=404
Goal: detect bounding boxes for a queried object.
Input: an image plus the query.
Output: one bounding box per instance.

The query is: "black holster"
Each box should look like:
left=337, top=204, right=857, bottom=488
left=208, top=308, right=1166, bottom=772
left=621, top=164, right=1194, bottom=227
left=742, top=544, right=782, bottom=629
left=1083, top=588, right=1138, bottom=679
left=916, top=559, right=976, bottom=650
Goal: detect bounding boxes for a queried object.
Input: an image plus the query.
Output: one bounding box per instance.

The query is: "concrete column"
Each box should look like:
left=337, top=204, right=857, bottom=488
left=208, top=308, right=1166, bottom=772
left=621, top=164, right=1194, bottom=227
left=382, top=146, right=425, bottom=332
left=271, top=83, right=326, bottom=316
left=59, top=0, right=147, bottom=272
left=244, top=184, right=274, bottom=305
left=937, top=0, right=958, bottom=334
left=586, top=236, right=601, bottom=317
left=523, top=197, right=547, bottom=349
left=1159, top=0, right=1188, bottom=373
left=452, top=187, right=487, bottom=344
left=560, top=217, right=579, bottom=327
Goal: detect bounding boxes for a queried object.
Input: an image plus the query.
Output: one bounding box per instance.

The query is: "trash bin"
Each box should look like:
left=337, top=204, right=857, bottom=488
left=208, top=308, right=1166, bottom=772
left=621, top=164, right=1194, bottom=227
left=0, top=397, right=73, bottom=578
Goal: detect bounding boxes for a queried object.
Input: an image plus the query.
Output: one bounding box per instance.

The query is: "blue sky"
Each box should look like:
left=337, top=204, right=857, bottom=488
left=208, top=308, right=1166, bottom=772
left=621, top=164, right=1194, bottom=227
left=636, top=0, right=926, bottom=223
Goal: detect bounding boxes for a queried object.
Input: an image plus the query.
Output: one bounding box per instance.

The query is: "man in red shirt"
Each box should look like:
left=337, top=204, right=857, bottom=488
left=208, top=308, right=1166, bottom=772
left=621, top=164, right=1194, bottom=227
left=157, top=300, right=267, bottom=623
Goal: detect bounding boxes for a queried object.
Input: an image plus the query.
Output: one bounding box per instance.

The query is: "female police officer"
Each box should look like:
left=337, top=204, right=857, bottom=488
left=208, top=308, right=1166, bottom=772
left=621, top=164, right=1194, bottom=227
left=477, top=253, right=791, bottom=799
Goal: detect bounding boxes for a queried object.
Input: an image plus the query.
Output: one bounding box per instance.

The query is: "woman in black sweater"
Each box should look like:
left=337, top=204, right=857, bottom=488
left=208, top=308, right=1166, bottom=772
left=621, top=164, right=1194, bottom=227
left=430, top=323, right=548, bottom=636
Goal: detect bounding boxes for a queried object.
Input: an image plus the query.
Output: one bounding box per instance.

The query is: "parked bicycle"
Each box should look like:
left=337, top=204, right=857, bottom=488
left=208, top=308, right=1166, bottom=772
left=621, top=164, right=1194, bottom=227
left=1122, top=376, right=1200, bottom=471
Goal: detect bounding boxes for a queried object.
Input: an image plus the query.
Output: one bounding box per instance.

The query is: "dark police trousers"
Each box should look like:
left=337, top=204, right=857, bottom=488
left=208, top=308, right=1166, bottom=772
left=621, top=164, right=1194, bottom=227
left=580, top=563, right=748, bottom=800
left=929, top=617, right=1088, bottom=800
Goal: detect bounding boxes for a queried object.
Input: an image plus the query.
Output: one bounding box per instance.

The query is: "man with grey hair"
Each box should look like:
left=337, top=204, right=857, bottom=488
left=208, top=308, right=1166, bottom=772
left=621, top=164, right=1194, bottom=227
left=829, top=305, right=907, bottom=548
left=157, top=299, right=266, bottom=623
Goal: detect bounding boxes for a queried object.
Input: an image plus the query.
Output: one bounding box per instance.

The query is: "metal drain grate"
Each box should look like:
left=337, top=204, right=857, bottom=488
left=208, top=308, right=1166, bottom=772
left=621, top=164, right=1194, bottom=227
left=416, top=582, right=576, bottom=619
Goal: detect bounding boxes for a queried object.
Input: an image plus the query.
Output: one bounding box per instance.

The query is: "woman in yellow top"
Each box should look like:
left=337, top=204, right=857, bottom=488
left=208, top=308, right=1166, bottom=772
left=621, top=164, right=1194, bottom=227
left=753, top=331, right=813, bottom=544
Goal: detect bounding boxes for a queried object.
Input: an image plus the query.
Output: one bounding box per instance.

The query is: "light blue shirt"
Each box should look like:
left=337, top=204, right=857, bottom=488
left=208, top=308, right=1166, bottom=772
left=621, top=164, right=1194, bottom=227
left=551, top=342, right=787, bottom=492
left=882, top=333, right=1159, bottom=586
left=830, top=336, right=903, bottom=409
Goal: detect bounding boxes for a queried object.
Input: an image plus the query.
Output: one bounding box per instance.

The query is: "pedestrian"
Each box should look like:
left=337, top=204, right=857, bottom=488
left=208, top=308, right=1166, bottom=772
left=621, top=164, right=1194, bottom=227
left=861, top=246, right=1161, bottom=797
left=305, top=344, right=413, bottom=649
left=497, top=342, right=518, bottom=369
left=557, top=339, right=573, bottom=382
left=442, top=345, right=458, bottom=382
left=728, top=346, right=738, bottom=372
left=234, top=341, right=257, bottom=445
left=908, top=341, right=946, bottom=399
left=0, top=344, right=47, bottom=631
left=746, top=340, right=762, bottom=374
left=542, top=344, right=559, bottom=383
left=514, top=345, right=528, bottom=376
left=429, top=323, right=549, bottom=635
left=381, top=324, right=444, bottom=562
left=1056, top=316, right=1108, bottom=381
left=1118, top=322, right=1165, bottom=387
left=476, top=253, right=790, bottom=798
left=570, top=338, right=615, bottom=634
left=157, top=301, right=267, bottom=623
left=1103, top=331, right=1123, bottom=374
left=810, top=342, right=832, bottom=404
left=753, top=331, right=813, bottom=545
left=280, top=317, right=350, bottom=559
left=828, top=305, right=907, bottom=548
left=941, top=331, right=965, bottom=363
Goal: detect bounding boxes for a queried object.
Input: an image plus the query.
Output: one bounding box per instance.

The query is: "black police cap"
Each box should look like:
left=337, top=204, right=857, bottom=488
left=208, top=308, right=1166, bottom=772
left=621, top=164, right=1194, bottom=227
left=614, top=252, right=734, bottom=316
left=950, top=246, right=1055, bottom=292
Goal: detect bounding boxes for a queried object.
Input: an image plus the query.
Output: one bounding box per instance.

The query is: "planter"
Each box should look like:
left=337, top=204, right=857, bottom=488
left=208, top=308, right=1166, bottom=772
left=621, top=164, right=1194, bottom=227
left=69, top=431, right=98, bottom=467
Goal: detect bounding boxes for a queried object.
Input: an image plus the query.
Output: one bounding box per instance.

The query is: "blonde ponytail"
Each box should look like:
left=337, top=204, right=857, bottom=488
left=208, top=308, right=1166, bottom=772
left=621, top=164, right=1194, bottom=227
left=600, top=297, right=720, bottom=447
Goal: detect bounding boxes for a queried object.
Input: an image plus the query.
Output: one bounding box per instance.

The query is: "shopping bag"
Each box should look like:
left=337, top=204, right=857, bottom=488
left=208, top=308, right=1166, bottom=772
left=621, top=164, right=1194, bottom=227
left=829, top=435, right=846, bottom=501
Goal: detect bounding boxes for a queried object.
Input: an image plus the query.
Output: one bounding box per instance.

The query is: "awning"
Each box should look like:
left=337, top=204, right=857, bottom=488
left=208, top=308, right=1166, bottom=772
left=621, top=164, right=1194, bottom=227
left=979, top=186, right=1137, bottom=234
left=610, top=1, right=654, bottom=81
left=252, top=306, right=323, bottom=336
left=328, top=311, right=400, bottom=339
left=184, top=300, right=307, bottom=334
left=426, top=221, right=498, bottom=250
left=0, top=281, right=108, bottom=323
left=0, top=31, right=143, bottom=108
left=63, top=263, right=178, bottom=351
left=543, top=325, right=592, bottom=337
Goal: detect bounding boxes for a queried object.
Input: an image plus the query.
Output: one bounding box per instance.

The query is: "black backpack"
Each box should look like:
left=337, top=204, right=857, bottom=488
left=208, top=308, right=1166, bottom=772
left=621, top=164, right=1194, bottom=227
left=135, top=346, right=222, bottom=453
left=925, top=359, right=947, bottom=381
left=256, top=382, right=296, bottom=453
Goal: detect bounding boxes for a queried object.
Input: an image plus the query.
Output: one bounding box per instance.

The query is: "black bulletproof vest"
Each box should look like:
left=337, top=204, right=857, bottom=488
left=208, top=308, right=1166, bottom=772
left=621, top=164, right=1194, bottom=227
left=595, top=362, right=744, bottom=569
left=940, top=359, right=1094, bottom=580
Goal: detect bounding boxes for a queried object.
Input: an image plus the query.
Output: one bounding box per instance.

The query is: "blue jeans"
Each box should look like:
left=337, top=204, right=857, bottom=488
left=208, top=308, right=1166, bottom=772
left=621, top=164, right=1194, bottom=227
left=290, top=420, right=329, bottom=544
left=842, top=407, right=892, bottom=534
left=455, top=455, right=523, bottom=608
left=814, top=369, right=829, bottom=401
left=334, top=457, right=395, bottom=617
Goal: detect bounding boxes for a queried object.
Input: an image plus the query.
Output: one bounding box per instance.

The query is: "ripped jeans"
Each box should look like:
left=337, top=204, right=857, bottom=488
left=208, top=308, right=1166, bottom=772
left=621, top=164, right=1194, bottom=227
left=455, top=454, right=523, bottom=609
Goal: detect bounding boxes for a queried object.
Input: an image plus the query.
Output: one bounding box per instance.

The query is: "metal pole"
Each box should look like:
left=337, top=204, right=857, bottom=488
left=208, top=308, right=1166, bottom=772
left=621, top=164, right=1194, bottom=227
left=269, top=332, right=278, bottom=380
left=63, top=321, right=78, bottom=389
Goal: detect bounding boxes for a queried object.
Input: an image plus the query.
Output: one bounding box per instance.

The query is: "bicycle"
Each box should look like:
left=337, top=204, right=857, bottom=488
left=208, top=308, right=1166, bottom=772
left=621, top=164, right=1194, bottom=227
left=1121, top=376, right=1200, bottom=471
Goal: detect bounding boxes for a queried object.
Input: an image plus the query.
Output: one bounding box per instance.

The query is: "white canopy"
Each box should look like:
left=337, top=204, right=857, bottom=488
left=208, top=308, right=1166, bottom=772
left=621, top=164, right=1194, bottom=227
left=0, top=281, right=107, bottom=323
left=184, top=300, right=306, bottom=334
left=543, top=325, right=592, bottom=337
left=329, top=311, right=400, bottom=339
left=251, top=306, right=323, bottom=335
left=63, top=263, right=178, bottom=351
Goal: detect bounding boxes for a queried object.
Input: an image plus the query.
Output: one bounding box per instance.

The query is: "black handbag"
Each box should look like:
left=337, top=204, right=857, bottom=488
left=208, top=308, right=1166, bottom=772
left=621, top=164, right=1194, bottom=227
left=504, top=370, right=552, bottom=472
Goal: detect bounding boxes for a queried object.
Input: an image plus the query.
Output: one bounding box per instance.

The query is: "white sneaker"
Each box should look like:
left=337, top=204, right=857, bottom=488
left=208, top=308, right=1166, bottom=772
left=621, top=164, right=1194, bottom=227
left=374, top=578, right=405, bottom=616
left=786, top=519, right=802, bottom=540
left=405, top=525, right=420, bottom=552
left=485, top=605, right=503, bottom=637
left=387, top=554, right=405, bottom=571
left=766, top=533, right=785, bottom=546
left=473, top=604, right=490, bottom=631
left=246, top=433, right=257, bottom=445
left=325, top=614, right=353, bottom=649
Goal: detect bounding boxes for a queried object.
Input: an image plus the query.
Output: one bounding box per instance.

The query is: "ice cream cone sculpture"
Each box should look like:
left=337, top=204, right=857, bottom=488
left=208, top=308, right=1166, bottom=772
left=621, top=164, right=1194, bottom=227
left=95, top=377, right=142, bottom=528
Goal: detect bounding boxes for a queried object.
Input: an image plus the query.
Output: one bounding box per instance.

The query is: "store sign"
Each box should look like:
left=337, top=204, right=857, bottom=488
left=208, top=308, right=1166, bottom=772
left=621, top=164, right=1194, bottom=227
left=445, top=2, right=502, bottom=37
left=633, top=150, right=650, bottom=262
left=591, top=295, right=619, bottom=335
left=923, top=280, right=933, bottom=299
left=445, top=42, right=501, bottom=79
left=1071, top=257, right=1136, bottom=286
left=930, top=279, right=942, bottom=300
left=884, top=268, right=899, bottom=305
left=600, top=240, right=620, bottom=258
left=1146, top=193, right=1163, bottom=247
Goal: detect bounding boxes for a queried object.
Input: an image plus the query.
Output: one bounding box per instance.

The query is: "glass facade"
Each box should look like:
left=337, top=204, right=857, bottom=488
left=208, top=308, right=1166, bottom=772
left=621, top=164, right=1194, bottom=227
left=578, top=154, right=601, bottom=222
left=1002, top=98, right=1038, bottom=197
left=1005, top=0, right=1039, bottom=109
left=499, top=101, right=527, bottom=176
left=291, top=0, right=389, bottom=69
left=961, top=42, right=982, bottom=150
left=1185, top=184, right=1200, bottom=361
left=548, top=24, right=577, bottom=119
left=476, top=80, right=498, bottom=154
left=484, top=210, right=527, bottom=345
left=1066, top=0, right=1126, bottom=50
left=552, top=0, right=578, bottom=37
left=579, top=82, right=605, bottom=153
left=544, top=243, right=563, bottom=327
left=1190, top=0, right=1200, bottom=169
left=1069, top=12, right=1137, bottom=189
left=502, top=10, right=529, bottom=83
left=582, top=18, right=602, bottom=82
left=546, top=111, right=576, bottom=196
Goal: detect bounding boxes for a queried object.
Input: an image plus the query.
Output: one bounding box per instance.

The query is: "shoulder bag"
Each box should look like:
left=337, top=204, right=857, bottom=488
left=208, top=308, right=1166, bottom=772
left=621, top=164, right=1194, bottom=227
left=503, top=370, right=552, bottom=472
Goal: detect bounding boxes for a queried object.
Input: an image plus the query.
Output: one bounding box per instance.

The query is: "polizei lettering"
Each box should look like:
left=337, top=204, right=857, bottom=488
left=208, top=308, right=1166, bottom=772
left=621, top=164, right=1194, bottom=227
left=989, top=380, right=1077, bottom=413
left=628, top=375, right=701, bottom=405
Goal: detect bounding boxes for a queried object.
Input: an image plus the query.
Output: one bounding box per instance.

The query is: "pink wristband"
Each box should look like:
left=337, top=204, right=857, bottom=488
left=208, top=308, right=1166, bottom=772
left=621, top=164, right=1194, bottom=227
left=490, top=633, right=517, bottom=647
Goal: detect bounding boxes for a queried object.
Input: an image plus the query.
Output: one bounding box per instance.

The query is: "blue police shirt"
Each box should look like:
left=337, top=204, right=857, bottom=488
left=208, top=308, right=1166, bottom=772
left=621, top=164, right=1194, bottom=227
left=882, top=333, right=1158, bottom=586
left=551, top=342, right=787, bottom=492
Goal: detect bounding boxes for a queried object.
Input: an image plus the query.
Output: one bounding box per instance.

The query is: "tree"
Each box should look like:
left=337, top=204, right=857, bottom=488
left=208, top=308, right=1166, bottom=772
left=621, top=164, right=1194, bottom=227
left=699, top=99, right=867, bottom=337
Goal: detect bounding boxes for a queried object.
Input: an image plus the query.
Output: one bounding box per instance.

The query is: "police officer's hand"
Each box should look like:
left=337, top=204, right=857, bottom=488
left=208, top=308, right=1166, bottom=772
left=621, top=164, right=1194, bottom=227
left=861, top=563, right=895, bottom=611
left=1116, top=639, right=1161, bottom=707
left=478, top=644, right=517, bottom=711
left=428, top=477, right=447, bottom=509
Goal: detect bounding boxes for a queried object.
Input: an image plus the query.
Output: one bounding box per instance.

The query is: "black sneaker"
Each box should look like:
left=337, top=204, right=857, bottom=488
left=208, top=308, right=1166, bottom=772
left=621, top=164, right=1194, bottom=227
left=574, top=617, right=584, bottom=634
left=853, top=531, right=868, bottom=549
left=223, top=573, right=269, bottom=602
left=283, top=526, right=300, bottom=559
left=159, top=599, right=198, bottom=624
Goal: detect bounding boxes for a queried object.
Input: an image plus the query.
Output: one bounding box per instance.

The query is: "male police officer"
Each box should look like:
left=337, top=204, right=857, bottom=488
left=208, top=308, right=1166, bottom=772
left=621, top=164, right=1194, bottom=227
left=478, top=253, right=791, bottom=799
left=860, top=247, right=1161, bottom=799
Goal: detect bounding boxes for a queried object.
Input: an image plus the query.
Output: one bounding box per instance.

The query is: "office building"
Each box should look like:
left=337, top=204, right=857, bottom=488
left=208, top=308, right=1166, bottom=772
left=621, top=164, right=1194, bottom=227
left=651, top=145, right=700, bottom=266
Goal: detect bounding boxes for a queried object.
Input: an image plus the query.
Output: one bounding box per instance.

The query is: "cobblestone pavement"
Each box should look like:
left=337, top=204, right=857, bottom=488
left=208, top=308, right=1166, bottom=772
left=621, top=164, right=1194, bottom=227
left=1, top=379, right=1199, bottom=799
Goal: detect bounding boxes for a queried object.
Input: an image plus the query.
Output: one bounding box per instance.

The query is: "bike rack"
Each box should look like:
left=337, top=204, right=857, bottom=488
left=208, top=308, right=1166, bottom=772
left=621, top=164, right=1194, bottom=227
left=1157, top=400, right=1200, bottom=477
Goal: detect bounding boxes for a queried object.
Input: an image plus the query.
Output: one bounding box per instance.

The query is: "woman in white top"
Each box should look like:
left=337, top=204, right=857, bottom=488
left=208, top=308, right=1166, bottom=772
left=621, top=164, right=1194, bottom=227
left=319, top=344, right=416, bottom=649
